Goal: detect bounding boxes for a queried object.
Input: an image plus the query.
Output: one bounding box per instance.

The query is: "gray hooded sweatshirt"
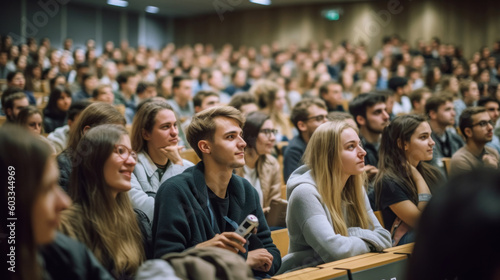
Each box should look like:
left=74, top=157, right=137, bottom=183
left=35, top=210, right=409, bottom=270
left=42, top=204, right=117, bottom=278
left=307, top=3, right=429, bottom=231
left=278, top=165, right=391, bottom=273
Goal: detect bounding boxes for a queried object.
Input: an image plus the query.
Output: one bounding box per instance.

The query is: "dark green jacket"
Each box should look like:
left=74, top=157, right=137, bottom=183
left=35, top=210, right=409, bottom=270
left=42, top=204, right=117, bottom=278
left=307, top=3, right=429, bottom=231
left=152, top=161, right=281, bottom=275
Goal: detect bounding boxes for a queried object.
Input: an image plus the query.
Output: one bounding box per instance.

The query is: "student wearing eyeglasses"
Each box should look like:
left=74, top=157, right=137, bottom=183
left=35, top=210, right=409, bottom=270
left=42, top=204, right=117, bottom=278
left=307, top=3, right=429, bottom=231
left=283, top=98, right=328, bottom=182
left=60, top=124, right=150, bottom=279
left=450, top=106, right=499, bottom=177
left=234, top=111, right=281, bottom=216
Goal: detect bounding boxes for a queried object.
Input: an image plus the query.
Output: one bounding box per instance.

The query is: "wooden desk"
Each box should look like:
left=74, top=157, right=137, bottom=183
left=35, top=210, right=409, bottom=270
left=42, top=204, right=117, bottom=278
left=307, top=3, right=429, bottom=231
left=278, top=268, right=348, bottom=280
left=383, top=243, right=414, bottom=255
left=271, top=267, right=319, bottom=279
left=336, top=253, right=407, bottom=280
left=317, top=253, right=379, bottom=268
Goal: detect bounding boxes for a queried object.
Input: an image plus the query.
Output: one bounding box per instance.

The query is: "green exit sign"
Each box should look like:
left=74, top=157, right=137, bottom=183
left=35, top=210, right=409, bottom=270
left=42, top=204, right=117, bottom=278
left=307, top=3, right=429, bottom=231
left=322, top=9, right=341, bottom=21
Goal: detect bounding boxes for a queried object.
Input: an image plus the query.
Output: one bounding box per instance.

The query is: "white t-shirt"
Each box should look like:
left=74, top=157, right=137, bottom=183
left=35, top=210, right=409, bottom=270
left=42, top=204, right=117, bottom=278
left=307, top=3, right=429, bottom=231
left=243, top=165, right=263, bottom=207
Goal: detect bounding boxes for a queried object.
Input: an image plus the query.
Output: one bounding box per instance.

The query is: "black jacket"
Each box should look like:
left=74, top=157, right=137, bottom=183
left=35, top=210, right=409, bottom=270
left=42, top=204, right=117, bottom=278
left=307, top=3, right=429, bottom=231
left=152, top=161, right=281, bottom=275
left=57, top=149, right=73, bottom=192
left=40, top=233, right=114, bottom=280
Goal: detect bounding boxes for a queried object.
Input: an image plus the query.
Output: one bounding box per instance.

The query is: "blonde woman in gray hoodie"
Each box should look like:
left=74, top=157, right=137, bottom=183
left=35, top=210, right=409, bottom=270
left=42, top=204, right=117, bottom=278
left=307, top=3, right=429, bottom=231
left=278, top=121, right=391, bottom=273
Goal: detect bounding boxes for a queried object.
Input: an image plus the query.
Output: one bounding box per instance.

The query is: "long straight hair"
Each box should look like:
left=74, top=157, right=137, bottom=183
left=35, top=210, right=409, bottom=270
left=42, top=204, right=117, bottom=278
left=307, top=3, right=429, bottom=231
left=61, top=124, right=144, bottom=277
left=0, top=125, right=53, bottom=280
left=67, top=102, right=126, bottom=152
left=251, top=79, right=293, bottom=139
left=131, top=100, right=175, bottom=153
left=303, top=121, right=372, bottom=236
left=374, top=115, right=442, bottom=207
left=43, top=86, right=71, bottom=118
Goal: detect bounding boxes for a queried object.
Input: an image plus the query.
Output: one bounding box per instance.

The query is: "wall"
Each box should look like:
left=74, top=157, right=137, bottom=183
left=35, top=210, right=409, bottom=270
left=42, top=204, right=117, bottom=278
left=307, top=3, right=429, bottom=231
left=0, top=0, right=172, bottom=52
left=172, top=0, right=500, bottom=57
left=2, top=0, right=499, bottom=56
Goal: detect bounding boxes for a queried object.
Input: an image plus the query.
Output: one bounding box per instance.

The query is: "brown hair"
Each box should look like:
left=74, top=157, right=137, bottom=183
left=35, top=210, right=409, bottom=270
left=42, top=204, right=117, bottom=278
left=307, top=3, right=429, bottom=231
left=0, top=125, right=53, bottom=280
left=459, top=106, right=487, bottom=139
left=131, top=100, right=175, bottom=152
left=61, top=124, right=144, bottom=277
left=186, top=105, right=245, bottom=159
left=67, top=102, right=126, bottom=151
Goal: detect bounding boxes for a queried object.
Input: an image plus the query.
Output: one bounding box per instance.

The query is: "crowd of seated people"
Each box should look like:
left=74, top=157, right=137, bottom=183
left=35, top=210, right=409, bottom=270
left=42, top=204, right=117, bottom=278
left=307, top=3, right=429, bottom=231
left=2, top=33, right=500, bottom=278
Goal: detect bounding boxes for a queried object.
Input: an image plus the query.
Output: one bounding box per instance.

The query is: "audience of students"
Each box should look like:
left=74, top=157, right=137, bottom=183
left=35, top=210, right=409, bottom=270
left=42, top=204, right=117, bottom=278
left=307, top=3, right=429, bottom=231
left=4, top=33, right=500, bottom=279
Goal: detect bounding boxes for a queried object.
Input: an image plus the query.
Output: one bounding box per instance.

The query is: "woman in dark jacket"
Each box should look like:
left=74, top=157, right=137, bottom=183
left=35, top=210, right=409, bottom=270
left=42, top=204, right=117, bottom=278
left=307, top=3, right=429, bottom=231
left=43, top=86, right=72, bottom=133
left=0, top=125, right=113, bottom=280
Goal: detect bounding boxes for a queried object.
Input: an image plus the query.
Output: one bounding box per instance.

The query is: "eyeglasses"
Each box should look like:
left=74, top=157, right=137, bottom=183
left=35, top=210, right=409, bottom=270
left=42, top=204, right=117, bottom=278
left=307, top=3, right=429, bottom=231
left=114, top=144, right=138, bottom=161
left=306, top=114, right=327, bottom=122
left=260, top=128, right=278, bottom=138
left=471, top=120, right=494, bottom=128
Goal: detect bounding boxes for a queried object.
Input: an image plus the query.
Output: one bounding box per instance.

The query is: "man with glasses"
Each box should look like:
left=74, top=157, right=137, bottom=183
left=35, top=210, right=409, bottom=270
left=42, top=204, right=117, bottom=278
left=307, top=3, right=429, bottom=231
left=283, top=98, right=328, bottom=182
left=478, top=97, right=500, bottom=154
left=349, top=93, right=390, bottom=181
left=450, top=107, right=499, bottom=177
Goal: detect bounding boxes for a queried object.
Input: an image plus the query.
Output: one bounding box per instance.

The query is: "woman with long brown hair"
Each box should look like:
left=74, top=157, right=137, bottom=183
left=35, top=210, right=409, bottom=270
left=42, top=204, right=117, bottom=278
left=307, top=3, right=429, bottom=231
left=57, top=102, right=126, bottom=191
left=374, top=114, right=443, bottom=246
left=0, top=125, right=112, bottom=280
left=60, top=124, right=146, bottom=279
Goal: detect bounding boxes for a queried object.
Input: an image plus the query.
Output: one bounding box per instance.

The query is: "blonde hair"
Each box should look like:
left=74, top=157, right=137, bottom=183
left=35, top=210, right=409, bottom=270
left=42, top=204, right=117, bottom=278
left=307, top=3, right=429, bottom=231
left=303, top=121, right=372, bottom=236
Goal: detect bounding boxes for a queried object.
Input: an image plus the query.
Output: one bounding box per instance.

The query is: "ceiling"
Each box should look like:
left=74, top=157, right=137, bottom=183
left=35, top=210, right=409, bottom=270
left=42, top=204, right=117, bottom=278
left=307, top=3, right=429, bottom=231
left=71, top=0, right=376, bottom=18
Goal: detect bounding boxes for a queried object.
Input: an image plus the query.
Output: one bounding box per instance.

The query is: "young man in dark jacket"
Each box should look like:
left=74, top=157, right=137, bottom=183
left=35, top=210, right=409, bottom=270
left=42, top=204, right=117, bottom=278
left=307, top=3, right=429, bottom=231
left=152, top=106, right=281, bottom=277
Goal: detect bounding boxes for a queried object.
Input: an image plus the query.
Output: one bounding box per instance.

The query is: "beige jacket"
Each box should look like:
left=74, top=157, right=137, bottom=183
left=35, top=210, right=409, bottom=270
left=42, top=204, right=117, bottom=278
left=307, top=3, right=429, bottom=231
left=235, top=154, right=282, bottom=213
